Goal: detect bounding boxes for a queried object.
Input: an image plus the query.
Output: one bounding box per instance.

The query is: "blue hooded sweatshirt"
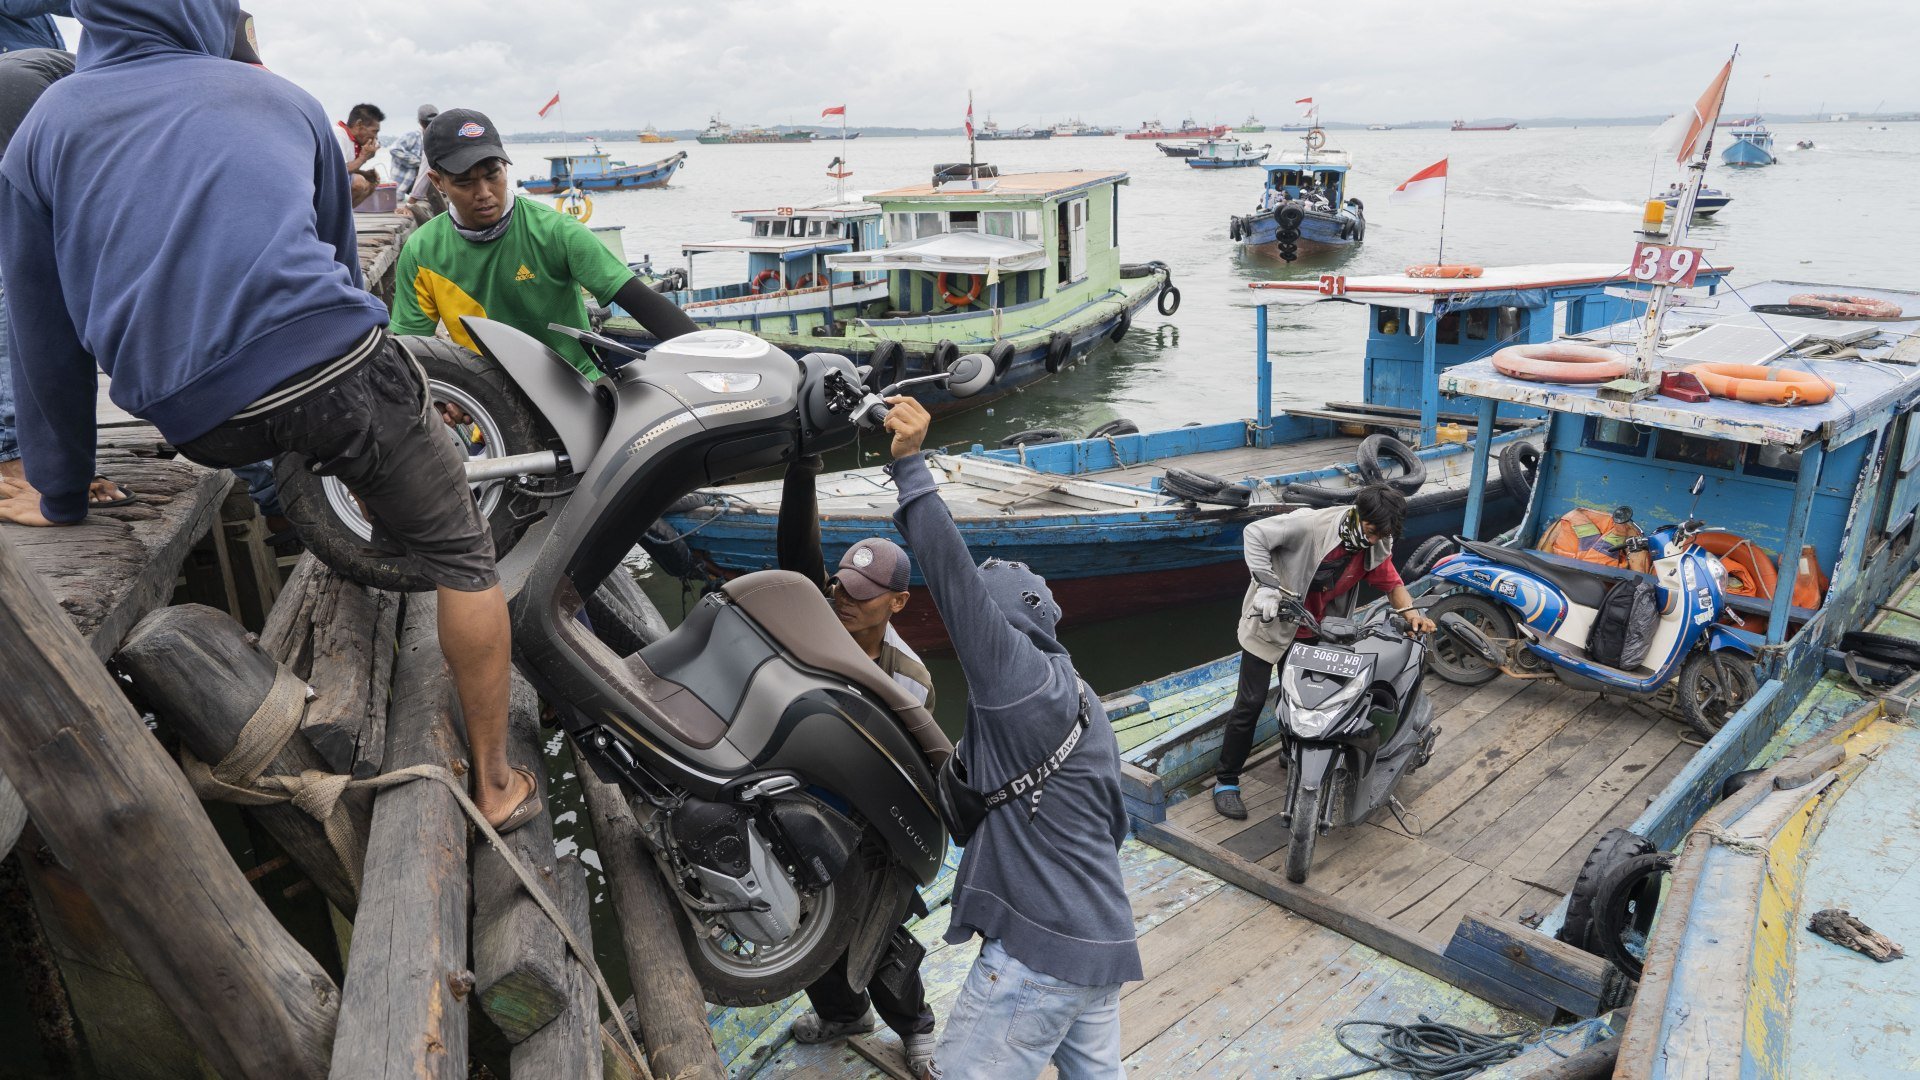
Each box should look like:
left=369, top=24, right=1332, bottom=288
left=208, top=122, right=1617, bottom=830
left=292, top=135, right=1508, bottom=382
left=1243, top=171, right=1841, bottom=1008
left=0, top=0, right=386, bottom=522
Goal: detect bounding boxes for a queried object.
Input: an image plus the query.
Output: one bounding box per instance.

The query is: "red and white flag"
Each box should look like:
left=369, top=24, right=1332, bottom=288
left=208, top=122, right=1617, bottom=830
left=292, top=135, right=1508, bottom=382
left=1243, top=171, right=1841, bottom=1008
left=1296, top=95, right=1315, bottom=118
left=538, top=93, right=561, bottom=119
left=965, top=94, right=974, bottom=141
left=1673, top=59, right=1733, bottom=165
left=1391, top=158, right=1448, bottom=202
left=822, top=104, right=846, bottom=117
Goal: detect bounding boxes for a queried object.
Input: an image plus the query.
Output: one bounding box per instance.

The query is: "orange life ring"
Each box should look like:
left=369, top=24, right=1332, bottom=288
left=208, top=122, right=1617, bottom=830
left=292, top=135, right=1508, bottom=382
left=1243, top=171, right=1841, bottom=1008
left=1490, top=343, right=1631, bottom=384
left=1405, top=264, right=1484, bottom=279
left=794, top=273, right=827, bottom=289
left=1686, top=362, right=1835, bottom=406
left=1788, top=293, right=1904, bottom=320
left=937, top=272, right=984, bottom=307
left=1693, top=532, right=1828, bottom=610
left=751, top=269, right=785, bottom=294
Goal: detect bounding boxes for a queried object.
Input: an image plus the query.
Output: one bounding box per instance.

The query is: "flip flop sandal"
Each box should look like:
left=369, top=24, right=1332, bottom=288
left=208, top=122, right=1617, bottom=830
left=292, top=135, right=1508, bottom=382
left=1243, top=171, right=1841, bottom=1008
left=490, top=766, right=545, bottom=836
left=89, top=476, right=137, bottom=508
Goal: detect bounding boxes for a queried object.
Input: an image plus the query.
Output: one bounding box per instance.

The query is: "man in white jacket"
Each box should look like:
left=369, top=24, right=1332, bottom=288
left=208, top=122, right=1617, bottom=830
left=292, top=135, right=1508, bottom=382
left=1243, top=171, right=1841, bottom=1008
left=1213, top=486, right=1436, bottom=819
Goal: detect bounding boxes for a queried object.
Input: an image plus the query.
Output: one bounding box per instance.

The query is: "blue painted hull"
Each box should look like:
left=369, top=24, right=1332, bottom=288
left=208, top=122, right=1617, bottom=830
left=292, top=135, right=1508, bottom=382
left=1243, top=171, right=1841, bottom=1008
left=518, top=153, right=687, bottom=193
left=1187, top=155, right=1267, bottom=169
left=1235, top=205, right=1363, bottom=255
left=1722, top=137, right=1775, bottom=168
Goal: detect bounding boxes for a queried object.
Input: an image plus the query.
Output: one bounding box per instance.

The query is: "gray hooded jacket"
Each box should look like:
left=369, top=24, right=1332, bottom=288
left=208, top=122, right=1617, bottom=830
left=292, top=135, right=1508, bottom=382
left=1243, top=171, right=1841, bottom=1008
left=1237, top=505, right=1392, bottom=662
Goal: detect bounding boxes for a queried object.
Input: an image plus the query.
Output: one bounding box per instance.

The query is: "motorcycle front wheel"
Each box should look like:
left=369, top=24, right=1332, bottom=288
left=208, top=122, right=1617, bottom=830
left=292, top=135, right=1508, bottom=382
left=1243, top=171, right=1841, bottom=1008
left=1425, top=593, right=1513, bottom=686
left=1676, top=651, right=1760, bottom=739
left=1286, top=785, right=1323, bottom=885
left=675, top=841, right=890, bottom=1007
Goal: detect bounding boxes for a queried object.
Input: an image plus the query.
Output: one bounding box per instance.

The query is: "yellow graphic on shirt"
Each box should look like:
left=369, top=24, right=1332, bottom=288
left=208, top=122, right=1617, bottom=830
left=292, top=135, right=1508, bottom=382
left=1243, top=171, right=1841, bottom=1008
left=412, top=267, right=488, bottom=352
left=515, top=264, right=537, bottom=282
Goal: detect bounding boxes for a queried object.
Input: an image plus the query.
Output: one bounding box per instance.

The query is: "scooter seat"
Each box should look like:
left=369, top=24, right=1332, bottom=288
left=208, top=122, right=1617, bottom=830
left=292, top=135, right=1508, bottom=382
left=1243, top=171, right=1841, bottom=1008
left=722, top=571, right=953, bottom=770
left=1459, top=539, right=1631, bottom=610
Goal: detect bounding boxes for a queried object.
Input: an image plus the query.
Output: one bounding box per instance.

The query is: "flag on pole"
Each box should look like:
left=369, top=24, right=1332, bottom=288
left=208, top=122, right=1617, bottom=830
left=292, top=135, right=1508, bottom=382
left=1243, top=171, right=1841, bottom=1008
left=1673, top=59, right=1733, bottom=165
left=538, top=93, right=561, bottom=119
left=822, top=105, right=846, bottom=117
left=965, top=94, right=974, bottom=141
left=1391, top=158, right=1448, bottom=202
left=1295, top=95, right=1315, bottom=118
left=1294, top=97, right=1313, bottom=104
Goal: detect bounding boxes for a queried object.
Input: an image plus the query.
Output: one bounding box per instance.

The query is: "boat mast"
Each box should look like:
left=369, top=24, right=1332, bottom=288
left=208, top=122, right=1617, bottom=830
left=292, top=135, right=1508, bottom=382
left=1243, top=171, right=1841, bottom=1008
left=1631, top=46, right=1736, bottom=379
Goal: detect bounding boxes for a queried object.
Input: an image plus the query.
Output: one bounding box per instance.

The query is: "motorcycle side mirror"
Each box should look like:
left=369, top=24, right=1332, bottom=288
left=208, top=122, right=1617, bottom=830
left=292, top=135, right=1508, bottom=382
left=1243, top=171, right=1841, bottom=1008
left=1691, top=475, right=1706, bottom=497
left=1612, top=506, right=1634, bottom=524
left=946, top=354, right=995, bottom=400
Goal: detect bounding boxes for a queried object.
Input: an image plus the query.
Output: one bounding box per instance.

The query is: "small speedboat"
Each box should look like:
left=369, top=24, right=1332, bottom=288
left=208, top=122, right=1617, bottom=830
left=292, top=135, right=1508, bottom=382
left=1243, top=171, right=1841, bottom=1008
left=1795, top=139, right=1815, bottom=150
left=1661, top=185, right=1734, bottom=217
left=1156, top=140, right=1203, bottom=158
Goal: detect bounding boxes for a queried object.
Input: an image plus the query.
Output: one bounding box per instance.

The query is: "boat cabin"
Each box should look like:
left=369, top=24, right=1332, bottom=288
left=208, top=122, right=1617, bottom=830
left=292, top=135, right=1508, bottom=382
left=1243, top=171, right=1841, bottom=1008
left=1259, top=150, right=1352, bottom=205
left=538, top=152, right=616, bottom=185
left=667, top=201, right=885, bottom=312
left=826, top=170, right=1130, bottom=321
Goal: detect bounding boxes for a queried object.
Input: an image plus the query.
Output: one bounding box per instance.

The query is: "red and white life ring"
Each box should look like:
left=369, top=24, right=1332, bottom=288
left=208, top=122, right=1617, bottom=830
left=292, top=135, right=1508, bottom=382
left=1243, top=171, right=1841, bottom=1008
left=937, top=272, right=984, bottom=307
left=1788, top=293, right=1904, bottom=320
left=794, top=273, right=827, bottom=289
left=751, top=269, right=785, bottom=294
left=1490, top=343, right=1631, bottom=384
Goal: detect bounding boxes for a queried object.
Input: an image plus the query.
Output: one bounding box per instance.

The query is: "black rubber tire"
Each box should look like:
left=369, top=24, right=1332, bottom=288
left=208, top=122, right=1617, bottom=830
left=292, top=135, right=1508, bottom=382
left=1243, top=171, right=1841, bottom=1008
left=930, top=339, right=959, bottom=375
left=1119, top=262, right=1158, bottom=279
left=1404, top=535, right=1458, bottom=580
left=1500, top=441, right=1543, bottom=504
left=1839, top=631, right=1920, bottom=669
left=1285, top=784, right=1322, bottom=885
left=1157, top=285, right=1182, bottom=317
left=1283, top=482, right=1359, bottom=507
left=1162, top=467, right=1228, bottom=498
left=1274, top=203, right=1305, bottom=229
left=1591, top=852, right=1676, bottom=980
left=866, top=339, right=905, bottom=392
left=583, top=576, right=670, bottom=656
left=1677, top=652, right=1760, bottom=739
left=1000, top=427, right=1073, bottom=448
left=1719, top=768, right=1768, bottom=802
left=1356, top=434, right=1427, bottom=495
left=1425, top=592, right=1512, bottom=686
left=1087, top=418, right=1140, bottom=439
left=1404, top=484, right=1470, bottom=516
left=1109, top=306, right=1132, bottom=342
left=277, top=336, right=555, bottom=593
left=987, top=340, right=1018, bottom=380
left=1044, top=331, right=1073, bottom=373
left=677, top=831, right=889, bottom=1007
left=1557, top=828, right=1658, bottom=951
left=640, top=521, right=695, bottom=579
left=1228, top=218, right=1242, bottom=242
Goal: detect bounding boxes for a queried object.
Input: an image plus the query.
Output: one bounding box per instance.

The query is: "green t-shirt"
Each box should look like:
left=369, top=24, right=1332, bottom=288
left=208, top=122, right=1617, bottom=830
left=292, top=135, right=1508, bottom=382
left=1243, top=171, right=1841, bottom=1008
left=389, top=197, right=633, bottom=377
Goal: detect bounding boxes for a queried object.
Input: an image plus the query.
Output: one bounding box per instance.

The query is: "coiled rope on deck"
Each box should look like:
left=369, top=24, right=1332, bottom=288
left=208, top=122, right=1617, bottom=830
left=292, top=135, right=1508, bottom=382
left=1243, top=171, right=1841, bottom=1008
left=181, top=665, right=651, bottom=1076
left=1306, top=1014, right=1614, bottom=1080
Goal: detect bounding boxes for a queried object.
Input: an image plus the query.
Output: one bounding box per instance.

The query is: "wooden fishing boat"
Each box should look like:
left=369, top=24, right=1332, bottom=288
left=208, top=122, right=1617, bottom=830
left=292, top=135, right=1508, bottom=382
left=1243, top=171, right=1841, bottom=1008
left=1186, top=138, right=1270, bottom=169
left=1229, top=144, right=1363, bottom=259
left=515, top=149, right=686, bottom=194
left=1723, top=124, right=1777, bottom=167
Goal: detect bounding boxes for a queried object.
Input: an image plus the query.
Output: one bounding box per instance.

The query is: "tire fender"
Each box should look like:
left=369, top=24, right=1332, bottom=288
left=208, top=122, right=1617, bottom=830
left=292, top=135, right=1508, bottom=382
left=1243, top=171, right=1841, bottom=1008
left=1293, top=745, right=1340, bottom=803
left=1045, top=331, right=1072, bottom=373
left=459, top=317, right=607, bottom=469
left=987, top=340, right=1018, bottom=379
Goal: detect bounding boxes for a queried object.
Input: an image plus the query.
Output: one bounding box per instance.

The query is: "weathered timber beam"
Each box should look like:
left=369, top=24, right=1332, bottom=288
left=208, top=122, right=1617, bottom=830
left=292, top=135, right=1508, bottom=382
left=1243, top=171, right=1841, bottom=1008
left=575, top=741, right=726, bottom=1080
left=329, top=594, right=471, bottom=1080
left=258, top=555, right=400, bottom=780
left=116, top=605, right=369, bottom=913
left=509, top=855, right=602, bottom=1079
left=0, top=530, right=339, bottom=1078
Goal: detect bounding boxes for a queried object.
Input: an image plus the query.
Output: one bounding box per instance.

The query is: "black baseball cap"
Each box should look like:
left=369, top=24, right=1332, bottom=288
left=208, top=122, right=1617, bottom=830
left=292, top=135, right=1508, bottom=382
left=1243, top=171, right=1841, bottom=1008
left=425, top=108, right=512, bottom=176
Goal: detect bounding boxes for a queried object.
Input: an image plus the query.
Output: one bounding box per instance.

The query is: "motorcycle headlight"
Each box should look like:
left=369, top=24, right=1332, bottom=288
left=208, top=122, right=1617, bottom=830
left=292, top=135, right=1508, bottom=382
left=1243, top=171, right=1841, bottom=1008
left=1704, top=554, right=1727, bottom=585
left=1281, top=665, right=1369, bottom=740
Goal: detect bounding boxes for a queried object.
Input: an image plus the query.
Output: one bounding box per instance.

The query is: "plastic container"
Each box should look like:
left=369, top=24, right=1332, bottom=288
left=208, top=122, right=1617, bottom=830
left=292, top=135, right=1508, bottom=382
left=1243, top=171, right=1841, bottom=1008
left=1436, top=422, right=1469, bottom=444
left=355, top=182, right=399, bottom=214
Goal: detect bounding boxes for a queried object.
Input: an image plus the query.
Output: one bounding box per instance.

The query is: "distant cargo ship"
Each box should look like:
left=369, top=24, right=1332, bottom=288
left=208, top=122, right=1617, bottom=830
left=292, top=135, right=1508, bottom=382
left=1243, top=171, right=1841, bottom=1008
left=1235, top=114, right=1266, bottom=133
left=1451, top=119, right=1518, bottom=131
left=1052, top=118, right=1116, bottom=137
left=697, top=115, right=813, bottom=144
left=976, top=118, right=1052, bottom=141
left=638, top=125, right=675, bottom=143
left=1126, top=117, right=1228, bottom=140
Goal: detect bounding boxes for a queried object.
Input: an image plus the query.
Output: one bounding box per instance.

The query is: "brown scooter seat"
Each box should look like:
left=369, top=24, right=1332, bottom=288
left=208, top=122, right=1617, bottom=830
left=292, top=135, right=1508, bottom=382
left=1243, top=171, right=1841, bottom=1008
left=722, top=571, right=952, bottom=770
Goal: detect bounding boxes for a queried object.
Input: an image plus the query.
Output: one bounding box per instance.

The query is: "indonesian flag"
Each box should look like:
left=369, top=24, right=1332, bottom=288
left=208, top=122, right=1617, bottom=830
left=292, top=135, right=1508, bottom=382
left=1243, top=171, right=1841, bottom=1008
left=1674, top=59, right=1733, bottom=165
left=822, top=105, right=846, bottom=117
left=965, top=94, right=974, bottom=141
left=1391, top=158, right=1448, bottom=202
left=538, top=93, right=561, bottom=119
left=1296, top=95, right=1315, bottom=118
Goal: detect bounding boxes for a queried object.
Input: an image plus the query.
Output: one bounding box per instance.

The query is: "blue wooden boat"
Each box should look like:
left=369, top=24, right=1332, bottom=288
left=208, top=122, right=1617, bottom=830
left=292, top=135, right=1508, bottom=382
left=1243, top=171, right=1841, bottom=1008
left=516, top=148, right=687, bottom=194
left=1228, top=148, right=1364, bottom=260
left=1185, top=137, right=1270, bottom=169
left=657, top=264, right=1704, bottom=649
left=1722, top=125, right=1776, bottom=168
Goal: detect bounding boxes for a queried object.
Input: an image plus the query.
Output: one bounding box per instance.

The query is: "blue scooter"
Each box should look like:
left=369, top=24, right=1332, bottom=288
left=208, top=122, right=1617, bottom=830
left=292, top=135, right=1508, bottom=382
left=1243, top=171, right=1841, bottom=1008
left=1424, top=477, right=1760, bottom=738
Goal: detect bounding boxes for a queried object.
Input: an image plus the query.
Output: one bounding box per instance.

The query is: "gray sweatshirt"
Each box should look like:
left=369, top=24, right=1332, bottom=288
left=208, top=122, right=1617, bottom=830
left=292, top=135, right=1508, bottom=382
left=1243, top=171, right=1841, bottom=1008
left=890, top=454, right=1142, bottom=987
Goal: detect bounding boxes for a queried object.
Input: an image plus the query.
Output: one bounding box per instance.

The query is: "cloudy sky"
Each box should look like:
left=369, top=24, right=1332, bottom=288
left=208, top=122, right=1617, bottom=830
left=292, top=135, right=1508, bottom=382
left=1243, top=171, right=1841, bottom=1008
left=49, top=1, right=1919, bottom=131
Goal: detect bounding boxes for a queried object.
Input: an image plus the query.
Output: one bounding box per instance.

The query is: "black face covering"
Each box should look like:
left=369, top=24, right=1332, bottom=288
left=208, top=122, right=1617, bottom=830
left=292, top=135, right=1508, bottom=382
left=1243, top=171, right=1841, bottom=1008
left=1338, top=507, right=1370, bottom=552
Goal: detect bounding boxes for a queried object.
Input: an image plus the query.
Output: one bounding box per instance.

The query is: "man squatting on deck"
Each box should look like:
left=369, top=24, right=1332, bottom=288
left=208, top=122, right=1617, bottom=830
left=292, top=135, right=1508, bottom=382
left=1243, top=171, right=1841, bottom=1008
left=0, top=0, right=542, bottom=832
left=1213, top=487, right=1436, bottom=820
left=885, top=397, right=1142, bottom=1079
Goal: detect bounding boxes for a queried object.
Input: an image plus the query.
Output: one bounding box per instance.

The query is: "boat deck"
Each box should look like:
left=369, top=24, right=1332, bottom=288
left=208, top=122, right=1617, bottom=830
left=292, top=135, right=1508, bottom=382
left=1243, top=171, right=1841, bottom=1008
left=1154, top=675, right=1699, bottom=953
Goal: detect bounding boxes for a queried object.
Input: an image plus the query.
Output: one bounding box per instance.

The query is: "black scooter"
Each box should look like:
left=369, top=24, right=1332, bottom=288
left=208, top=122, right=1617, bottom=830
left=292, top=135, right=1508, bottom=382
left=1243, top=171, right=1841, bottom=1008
left=1271, top=597, right=1439, bottom=884
left=451, top=316, right=992, bottom=1005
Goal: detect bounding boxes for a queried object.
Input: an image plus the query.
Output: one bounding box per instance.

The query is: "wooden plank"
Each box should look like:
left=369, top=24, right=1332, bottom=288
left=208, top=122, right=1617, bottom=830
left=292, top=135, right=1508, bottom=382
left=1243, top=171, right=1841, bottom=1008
left=1191, top=952, right=1382, bottom=1079
left=1401, top=683, right=1589, bottom=829
left=1500, top=719, right=1683, bottom=882
left=1443, top=907, right=1617, bottom=1017
left=1389, top=861, right=1491, bottom=935
left=510, top=856, right=601, bottom=1079
left=329, top=594, right=470, bottom=1080
left=1124, top=886, right=1274, bottom=989
left=1538, top=740, right=1696, bottom=893
left=1137, top=821, right=1559, bottom=1022
left=1394, top=677, right=1543, bottom=803
left=0, top=530, right=339, bottom=1078
left=1331, top=836, right=1456, bottom=913
left=1116, top=903, right=1309, bottom=1055
left=1120, top=761, right=1166, bottom=825
left=1418, top=870, right=1540, bottom=948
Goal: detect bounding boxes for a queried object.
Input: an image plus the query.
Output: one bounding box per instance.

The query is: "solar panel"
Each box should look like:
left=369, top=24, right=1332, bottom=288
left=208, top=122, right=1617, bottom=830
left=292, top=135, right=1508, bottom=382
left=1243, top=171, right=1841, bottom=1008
left=1711, top=312, right=1880, bottom=346
left=1660, top=323, right=1805, bottom=365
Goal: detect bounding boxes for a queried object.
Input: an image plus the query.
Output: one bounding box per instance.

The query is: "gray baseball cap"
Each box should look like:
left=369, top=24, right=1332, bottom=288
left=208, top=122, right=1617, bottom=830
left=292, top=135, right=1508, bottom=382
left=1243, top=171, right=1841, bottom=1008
left=417, top=104, right=440, bottom=126
left=835, top=538, right=911, bottom=600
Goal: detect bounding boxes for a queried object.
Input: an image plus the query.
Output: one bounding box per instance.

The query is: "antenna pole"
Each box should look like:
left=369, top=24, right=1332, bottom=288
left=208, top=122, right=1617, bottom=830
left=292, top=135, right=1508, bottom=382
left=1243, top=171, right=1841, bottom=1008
left=1436, top=181, right=1448, bottom=266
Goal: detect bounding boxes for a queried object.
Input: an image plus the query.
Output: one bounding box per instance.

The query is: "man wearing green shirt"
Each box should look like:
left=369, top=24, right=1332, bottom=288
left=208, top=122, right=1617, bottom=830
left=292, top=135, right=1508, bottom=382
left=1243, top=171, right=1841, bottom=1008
left=389, top=108, right=696, bottom=376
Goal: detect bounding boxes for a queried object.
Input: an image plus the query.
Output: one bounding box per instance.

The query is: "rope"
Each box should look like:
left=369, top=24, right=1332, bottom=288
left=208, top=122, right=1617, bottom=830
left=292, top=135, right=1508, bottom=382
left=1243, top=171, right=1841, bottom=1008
left=1307, top=1015, right=1615, bottom=1080
left=182, top=664, right=651, bottom=1076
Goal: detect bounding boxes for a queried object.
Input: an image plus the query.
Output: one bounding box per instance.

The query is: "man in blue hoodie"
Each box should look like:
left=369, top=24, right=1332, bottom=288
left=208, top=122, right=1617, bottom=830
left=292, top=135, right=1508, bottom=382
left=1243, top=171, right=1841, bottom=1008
left=0, top=0, right=538, bottom=833
left=882, top=397, right=1140, bottom=1080
left=0, top=1, right=68, bottom=54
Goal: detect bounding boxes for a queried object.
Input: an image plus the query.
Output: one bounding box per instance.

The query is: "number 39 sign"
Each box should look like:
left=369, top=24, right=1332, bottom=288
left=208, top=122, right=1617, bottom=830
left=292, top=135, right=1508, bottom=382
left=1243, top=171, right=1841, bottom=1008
left=1629, top=242, right=1704, bottom=287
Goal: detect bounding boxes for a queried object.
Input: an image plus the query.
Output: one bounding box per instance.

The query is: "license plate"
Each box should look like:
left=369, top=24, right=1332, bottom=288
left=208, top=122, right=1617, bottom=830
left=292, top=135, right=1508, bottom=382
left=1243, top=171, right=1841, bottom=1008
left=1295, top=645, right=1368, bottom=678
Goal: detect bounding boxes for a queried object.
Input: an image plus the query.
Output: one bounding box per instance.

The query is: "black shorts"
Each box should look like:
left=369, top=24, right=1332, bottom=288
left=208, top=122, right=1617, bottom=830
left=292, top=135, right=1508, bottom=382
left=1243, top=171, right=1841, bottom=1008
left=179, top=337, right=498, bottom=592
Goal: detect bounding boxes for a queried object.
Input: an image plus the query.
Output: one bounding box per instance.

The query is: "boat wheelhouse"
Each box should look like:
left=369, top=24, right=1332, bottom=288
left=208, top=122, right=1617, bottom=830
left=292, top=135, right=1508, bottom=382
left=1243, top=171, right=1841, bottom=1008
left=515, top=149, right=687, bottom=194
left=1186, top=137, right=1270, bottom=169
left=1229, top=147, right=1362, bottom=260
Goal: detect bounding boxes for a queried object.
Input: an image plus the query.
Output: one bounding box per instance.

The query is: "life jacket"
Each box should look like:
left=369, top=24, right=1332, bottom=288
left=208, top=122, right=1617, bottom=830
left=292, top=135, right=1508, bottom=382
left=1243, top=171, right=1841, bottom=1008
left=1693, top=531, right=1829, bottom=610
left=1537, top=507, right=1653, bottom=574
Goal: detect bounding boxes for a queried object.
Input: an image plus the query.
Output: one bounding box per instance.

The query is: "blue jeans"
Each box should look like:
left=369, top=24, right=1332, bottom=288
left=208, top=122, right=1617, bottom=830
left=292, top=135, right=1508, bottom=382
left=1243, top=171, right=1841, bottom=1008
left=931, top=939, right=1125, bottom=1080
left=0, top=283, right=17, bottom=465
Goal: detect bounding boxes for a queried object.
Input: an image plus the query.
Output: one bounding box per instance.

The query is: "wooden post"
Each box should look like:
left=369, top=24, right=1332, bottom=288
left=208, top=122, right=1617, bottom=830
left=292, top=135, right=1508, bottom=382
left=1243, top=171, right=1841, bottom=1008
left=115, top=604, right=370, bottom=913
left=576, top=742, right=726, bottom=1080
left=329, top=593, right=471, bottom=1080
left=509, top=855, right=602, bottom=1079
left=473, top=676, right=570, bottom=1042
left=259, top=555, right=400, bottom=780
left=0, top=530, right=339, bottom=1079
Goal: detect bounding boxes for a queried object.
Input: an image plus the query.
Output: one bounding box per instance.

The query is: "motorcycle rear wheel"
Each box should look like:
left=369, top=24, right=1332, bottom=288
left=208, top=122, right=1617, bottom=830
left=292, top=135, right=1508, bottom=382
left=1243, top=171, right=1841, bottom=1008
left=676, top=841, right=890, bottom=1007
left=1425, top=593, right=1513, bottom=686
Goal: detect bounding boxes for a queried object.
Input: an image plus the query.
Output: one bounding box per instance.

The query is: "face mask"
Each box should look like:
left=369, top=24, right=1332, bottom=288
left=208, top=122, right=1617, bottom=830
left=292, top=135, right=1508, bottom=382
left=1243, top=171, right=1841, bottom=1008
left=1339, top=508, right=1371, bottom=552
left=450, top=197, right=515, bottom=243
